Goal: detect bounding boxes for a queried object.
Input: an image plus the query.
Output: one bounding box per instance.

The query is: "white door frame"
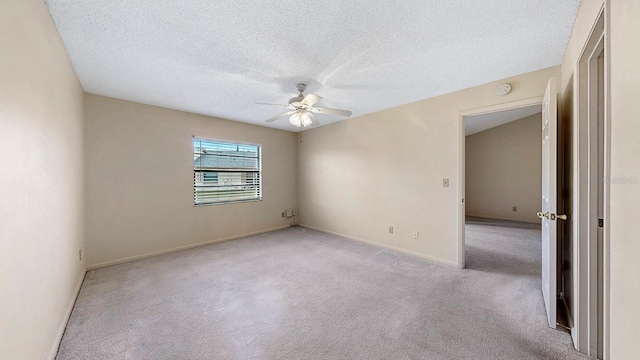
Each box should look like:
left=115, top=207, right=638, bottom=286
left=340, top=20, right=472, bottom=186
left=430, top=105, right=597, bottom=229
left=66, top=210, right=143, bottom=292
left=574, top=7, right=609, bottom=358
left=456, top=97, right=543, bottom=269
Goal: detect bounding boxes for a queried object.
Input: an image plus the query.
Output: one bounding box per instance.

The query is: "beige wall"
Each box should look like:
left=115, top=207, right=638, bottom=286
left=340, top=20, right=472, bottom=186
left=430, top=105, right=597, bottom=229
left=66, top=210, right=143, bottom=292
left=0, top=0, right=86, bottom=359
left=465, top=114, right=542, bottom=223
left=608, top=1, right=640, bottom=358
left=298, top=66, right=559, bottom=266
left=84, top=94, right=297, bottom=267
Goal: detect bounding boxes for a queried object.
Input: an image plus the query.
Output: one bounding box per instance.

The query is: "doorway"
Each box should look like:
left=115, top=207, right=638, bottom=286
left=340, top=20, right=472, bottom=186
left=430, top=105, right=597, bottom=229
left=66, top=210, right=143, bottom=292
left=457, top=94, right=571, bottom=331
left=463, top=105, right=544, bottom=271
left=463, top=105, right=542, bottom=224
left=457, top=97, right=543, bottom=270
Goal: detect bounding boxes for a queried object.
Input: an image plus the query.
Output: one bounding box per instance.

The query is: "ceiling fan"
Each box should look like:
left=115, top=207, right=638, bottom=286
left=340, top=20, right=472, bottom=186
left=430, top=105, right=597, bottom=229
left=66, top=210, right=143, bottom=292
left=256, top=83, right=352, bottom=128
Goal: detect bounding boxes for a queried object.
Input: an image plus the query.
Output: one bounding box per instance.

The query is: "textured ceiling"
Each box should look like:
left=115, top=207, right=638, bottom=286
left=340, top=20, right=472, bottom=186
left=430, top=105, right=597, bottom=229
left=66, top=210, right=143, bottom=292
left=45, top=0, right=580, bottom=132
left=465, top=105, right=541, bottom=136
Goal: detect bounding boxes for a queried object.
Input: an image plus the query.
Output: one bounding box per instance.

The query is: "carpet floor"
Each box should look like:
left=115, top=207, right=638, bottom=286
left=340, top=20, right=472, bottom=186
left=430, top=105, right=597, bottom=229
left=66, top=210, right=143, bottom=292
left=57, top=225, right=587, bottom=359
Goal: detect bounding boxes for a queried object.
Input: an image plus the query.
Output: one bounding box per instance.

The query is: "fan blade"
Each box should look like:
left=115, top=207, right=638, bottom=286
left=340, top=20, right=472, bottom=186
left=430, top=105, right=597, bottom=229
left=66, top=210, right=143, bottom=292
left=255, top=102, right=288, bottom=107
left=309, top=107, right=352, bottom=117
left=301, top=93, right=322, bottom=107
left=265, top=111, right=295, bottom=123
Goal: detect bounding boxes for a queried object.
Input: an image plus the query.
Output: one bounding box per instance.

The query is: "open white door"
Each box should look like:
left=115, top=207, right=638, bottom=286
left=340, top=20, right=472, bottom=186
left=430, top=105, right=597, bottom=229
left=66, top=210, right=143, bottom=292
left=539, top=77, right=558, bottom=329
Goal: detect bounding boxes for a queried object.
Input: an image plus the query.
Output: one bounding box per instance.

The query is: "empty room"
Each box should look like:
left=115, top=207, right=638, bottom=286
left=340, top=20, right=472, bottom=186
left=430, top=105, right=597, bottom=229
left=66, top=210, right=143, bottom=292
left=1, top=1, right=639, bottom=359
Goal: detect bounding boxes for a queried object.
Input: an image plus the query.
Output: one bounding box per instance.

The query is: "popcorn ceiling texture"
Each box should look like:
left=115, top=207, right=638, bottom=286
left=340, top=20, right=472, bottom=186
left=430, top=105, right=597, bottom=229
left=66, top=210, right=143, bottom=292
left=45, top=1, right=580, bottom=132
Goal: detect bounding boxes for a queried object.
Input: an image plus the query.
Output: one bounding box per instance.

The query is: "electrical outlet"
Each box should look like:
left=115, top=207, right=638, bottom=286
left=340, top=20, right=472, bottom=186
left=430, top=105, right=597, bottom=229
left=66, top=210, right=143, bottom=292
left=443, top=178, right=449, bottom=187
left=412, top=231, right=419, bottom=239
left=512, top=206, right=517, bottom=212
left=389, top=226, right=394, bottom=234
left=285, top=208, right=294, bottom=218
left=79, top=246, right=83, bottom=261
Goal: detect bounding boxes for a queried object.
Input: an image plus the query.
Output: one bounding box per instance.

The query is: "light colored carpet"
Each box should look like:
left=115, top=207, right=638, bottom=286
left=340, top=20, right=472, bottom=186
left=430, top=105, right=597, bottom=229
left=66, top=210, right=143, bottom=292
left=57, top=225, right=587, bottom=359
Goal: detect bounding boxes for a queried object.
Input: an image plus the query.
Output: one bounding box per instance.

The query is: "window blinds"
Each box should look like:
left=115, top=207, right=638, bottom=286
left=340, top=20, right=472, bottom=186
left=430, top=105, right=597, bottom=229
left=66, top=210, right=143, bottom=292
left=193, top=138, right=261, bottom=205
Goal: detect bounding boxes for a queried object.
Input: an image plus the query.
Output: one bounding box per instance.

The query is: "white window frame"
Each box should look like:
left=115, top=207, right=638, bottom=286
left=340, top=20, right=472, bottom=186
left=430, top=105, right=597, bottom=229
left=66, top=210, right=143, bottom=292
left=193, top=136, right=262, bottom=206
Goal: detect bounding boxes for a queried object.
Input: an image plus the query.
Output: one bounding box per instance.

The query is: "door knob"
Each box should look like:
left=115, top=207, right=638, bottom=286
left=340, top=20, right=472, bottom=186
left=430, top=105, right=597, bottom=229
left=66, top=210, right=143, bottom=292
left=537, top=211, right=567, bottom=220
left=536, top=211, right=549, bottom=219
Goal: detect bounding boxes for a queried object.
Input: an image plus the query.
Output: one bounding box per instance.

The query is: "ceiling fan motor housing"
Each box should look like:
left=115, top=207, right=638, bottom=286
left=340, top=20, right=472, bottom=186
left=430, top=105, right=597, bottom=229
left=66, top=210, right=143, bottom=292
left=288, top=95, right=304, bottom=105
left=289, top=83, right=307, bottom=105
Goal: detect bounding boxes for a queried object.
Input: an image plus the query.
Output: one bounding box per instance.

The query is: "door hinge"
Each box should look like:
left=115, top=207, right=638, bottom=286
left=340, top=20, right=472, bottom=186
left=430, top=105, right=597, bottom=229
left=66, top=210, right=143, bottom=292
left=598, top=218, right=604, bottom=228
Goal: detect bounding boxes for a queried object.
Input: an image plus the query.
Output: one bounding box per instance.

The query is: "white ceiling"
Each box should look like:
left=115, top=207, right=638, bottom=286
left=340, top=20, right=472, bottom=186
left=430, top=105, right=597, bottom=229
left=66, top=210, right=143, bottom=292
left=465, top=105, right=542, bottom=136
left=45, top=1, right=580, bottom=132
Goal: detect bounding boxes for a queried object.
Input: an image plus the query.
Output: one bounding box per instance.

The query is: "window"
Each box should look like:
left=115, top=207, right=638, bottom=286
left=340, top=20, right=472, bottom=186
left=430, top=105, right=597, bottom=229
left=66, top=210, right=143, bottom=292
left=193, top=138, right=261, bottom=205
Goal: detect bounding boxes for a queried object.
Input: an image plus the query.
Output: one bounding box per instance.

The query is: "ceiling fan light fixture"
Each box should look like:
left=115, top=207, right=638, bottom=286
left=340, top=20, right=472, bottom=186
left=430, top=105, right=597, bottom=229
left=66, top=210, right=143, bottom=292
left=289, top=111, right=303, bottom=127
left=289, top=110, right=314, bottom=128
left=301, top=112, right=313, bottom=127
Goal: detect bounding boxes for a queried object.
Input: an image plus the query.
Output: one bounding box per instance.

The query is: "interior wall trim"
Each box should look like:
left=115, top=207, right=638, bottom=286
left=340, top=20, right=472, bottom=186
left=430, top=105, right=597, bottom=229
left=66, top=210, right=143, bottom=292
left=464, top=213, right=541, bottom=225
left=299, top=224, right=459, bottom=268
left=86, top=225, right=291, bottom=271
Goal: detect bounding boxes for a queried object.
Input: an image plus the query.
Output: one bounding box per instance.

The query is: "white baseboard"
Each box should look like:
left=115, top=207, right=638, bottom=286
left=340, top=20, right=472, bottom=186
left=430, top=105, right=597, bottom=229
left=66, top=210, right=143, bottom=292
left=299, top=224, right=458, bottom=267
left=86, top=225, right=291, bottom=271
left=465, top=214, right=541, bottom=225
left=48, top=270, right=86, bottom=360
